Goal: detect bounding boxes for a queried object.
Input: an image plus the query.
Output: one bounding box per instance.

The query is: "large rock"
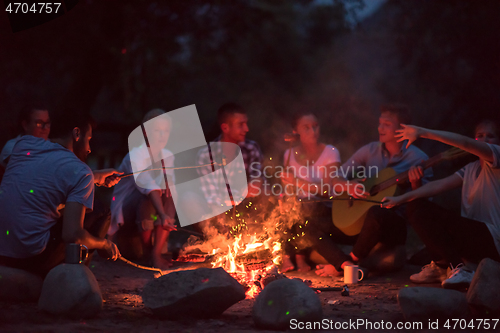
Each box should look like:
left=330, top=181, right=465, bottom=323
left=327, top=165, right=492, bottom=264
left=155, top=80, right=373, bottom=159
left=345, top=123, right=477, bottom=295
left=38, top=264, right=102, bottom=318
left=253, top=279, right=322, bottom=331
left=398, top=287, right=469, bottom=320
left=0, top=266, right=43, bottom=302
left=467, top=258, right=500, bottom=315
left=142, top=267, right=245, bottom=319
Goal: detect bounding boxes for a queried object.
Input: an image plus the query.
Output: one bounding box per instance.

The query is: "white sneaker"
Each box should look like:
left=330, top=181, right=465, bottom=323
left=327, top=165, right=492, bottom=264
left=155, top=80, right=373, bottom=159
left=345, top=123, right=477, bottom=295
left=442, top=264, right=475, bottom=290
left=410, top=261, right=448, bottom=284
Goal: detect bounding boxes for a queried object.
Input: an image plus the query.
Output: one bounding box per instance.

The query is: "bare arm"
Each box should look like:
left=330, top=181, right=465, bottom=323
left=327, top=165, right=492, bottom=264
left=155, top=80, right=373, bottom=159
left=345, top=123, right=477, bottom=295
left=281, top=173, right=324, bottom=196
left=281, top=162, right=368, bottom=198
left=397, top=125, right=494, bottom=163
left=148, top=190, right=176, bottom=231
left=281, top=162, right=337, bottom=198
left=321, top=162, right=339, bottom=184
left=163, top=195, right=176, bottom=219
left=93, top=169, right=123, bottom=187
left=382, top=173, right=463, bottom=209
left=62, top=202, right=120, bottom=260
left=408, top=166, right=425, bottom=190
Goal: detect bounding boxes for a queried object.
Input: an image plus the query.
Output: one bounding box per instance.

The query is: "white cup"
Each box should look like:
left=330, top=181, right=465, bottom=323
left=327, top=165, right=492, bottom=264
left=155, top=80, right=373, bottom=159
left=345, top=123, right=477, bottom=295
left=344, top=265, right=364, bottom=284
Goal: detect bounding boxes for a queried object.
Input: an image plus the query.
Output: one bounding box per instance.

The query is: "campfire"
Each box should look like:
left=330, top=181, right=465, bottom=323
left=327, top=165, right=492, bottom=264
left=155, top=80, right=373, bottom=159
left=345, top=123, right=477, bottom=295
left=177, top=196, right=303, bottom=298
left=210, top=234, right=282, bottom=298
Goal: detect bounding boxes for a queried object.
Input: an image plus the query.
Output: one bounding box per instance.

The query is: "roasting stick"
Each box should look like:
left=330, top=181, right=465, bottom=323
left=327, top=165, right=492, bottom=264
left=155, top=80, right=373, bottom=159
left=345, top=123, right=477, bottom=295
left=220, top=156, right=238, bottom=223
left=301, top=197, right=384, bottom=205
left=118, top=162, right=221, bottom=179
left=118, top=225, right=203, bottom=276
left=177, top=227, right=204, bottom=238
left=118, top=256, right=164, bottom=276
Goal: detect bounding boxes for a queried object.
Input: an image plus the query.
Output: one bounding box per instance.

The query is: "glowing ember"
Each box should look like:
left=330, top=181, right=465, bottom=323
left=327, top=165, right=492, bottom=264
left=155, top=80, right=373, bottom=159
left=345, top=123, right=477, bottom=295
left=210, top=233, right=282, bottom=298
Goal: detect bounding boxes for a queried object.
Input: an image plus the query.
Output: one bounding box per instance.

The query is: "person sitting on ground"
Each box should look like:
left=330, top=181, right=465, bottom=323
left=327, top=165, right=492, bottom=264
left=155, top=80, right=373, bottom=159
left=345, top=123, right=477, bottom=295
left=0, top=104, right=51, bottom=181
left=109, top=109, right=177, bottom=270
left=382, top=119, right=500, bottom=289
left=280, top=111, right=341, bottom=273
left=181, top=103, right=264, bottom=236
left=0, top=111, right=122, bottom=277
left=305, top=104, right=432, bottom=277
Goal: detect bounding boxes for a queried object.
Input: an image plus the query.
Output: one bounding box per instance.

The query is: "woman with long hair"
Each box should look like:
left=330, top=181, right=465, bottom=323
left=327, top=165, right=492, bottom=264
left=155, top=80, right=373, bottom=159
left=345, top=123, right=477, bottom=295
left=281, top=111, right=341, bottom=272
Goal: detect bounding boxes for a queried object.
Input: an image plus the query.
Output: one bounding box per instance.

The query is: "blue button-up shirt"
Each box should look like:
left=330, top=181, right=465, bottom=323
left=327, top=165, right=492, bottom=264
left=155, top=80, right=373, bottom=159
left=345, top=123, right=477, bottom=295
left=341, top=141, right=433, bottom=189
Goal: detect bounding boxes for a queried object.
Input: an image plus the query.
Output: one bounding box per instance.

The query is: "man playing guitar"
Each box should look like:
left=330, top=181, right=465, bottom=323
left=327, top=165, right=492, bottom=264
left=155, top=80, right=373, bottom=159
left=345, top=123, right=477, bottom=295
left=313, top=104, right=432, bottom=277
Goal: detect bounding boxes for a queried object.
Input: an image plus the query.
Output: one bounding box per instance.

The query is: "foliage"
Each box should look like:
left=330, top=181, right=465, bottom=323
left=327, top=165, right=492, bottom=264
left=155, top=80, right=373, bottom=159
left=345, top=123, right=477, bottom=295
left=382, top=0, right=500, bottom=130
left=0, top=0, right=360, bottom=151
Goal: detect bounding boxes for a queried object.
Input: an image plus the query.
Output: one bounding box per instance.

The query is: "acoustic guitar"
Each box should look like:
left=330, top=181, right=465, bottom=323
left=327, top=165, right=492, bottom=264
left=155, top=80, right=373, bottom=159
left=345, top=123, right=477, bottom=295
left=331, top=147, right=469, bottom=236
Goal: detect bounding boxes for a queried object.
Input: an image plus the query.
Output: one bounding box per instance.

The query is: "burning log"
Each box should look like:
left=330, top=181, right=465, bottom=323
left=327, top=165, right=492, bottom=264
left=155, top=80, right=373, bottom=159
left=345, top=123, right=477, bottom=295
left=235, top=248, right=273, bottom=265
left=175, top=253, right=210, bottom=263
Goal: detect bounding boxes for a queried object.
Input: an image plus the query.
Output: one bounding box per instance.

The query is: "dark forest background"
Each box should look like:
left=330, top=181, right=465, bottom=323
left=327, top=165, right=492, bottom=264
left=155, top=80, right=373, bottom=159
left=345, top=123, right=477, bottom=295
left=1, top=0, right=499, bottom=209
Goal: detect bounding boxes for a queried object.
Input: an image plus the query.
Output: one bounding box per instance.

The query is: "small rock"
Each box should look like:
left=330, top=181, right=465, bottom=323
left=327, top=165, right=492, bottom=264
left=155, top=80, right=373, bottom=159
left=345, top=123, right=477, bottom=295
left=38, top=264, right=102, bottom=318
left=467, top=258, right=500, bottom=315
left=262, top=273, right=287, bottom=288
left=341, top=285, right=349, bottom=296
left=253, top=279, right=322, bottom=330
left=142, top=267, right=245, bottom=319
left=0, top=266, right=43, bottom=302
left=398, top=287, right=469, bottom=320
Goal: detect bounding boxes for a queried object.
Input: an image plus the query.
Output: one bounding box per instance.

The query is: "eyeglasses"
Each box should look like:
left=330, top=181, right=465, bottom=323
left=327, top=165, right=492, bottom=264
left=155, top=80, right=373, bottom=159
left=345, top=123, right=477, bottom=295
left=35, top=120, right=51, bottom=129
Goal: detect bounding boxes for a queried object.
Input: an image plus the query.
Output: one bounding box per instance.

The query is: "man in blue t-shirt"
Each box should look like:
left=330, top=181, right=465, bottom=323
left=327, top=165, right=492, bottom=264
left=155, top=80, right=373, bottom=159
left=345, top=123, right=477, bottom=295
left=0, top=112, right=121, bottom=276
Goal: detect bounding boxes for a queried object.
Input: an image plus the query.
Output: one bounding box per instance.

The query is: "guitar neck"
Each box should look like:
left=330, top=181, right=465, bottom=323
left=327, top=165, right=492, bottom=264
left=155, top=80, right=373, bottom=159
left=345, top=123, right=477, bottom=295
left=370, top=151, right=445, bottom=194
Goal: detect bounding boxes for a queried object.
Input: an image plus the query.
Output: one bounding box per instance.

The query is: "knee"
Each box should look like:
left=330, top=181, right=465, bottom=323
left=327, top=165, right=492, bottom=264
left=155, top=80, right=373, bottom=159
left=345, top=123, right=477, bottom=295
left=137, top=218, right=157, bottom=233
left=365, top=206, right=386, bottom=225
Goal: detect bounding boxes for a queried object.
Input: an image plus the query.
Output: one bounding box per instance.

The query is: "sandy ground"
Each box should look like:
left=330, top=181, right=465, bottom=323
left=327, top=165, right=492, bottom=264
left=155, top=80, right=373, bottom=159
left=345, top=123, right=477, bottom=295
left=0, top=253, right=466, bottom=333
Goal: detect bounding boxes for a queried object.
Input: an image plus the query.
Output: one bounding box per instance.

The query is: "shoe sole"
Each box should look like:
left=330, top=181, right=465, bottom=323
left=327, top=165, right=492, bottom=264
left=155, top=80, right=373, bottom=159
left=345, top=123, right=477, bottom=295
left=410, top=280, right=442, bottom=284
left=410, top=276, right=446, bottom=284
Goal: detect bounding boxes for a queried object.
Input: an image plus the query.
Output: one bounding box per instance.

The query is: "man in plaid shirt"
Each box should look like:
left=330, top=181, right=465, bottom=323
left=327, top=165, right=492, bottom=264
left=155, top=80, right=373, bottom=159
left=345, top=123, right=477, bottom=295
left=197, top=103, right=264, bottom=212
